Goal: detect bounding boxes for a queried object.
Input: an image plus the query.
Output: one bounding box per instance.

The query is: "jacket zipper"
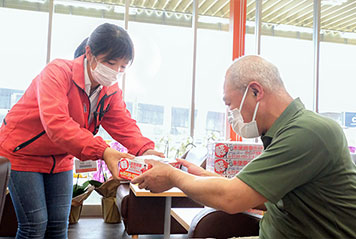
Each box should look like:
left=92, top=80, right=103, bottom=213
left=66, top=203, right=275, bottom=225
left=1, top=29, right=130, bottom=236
left=50, top=155, right=56, bottom=173
left=73, top=81, right=117, bottom=133
left=13, top=130, right=46, bottom=152
left=92, top=91, right=118, bottom=134
left=73, top=81, right=92, bottom=127
left=3, top=118, right=6, bottom=125
left=99, top=91, right=117, bottom=121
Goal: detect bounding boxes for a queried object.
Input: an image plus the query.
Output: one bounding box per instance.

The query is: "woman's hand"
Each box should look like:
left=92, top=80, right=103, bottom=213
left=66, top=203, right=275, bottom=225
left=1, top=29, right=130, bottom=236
left=142, top=149, right=165, bottom=158
left=103, top=147, right=135, bottom=180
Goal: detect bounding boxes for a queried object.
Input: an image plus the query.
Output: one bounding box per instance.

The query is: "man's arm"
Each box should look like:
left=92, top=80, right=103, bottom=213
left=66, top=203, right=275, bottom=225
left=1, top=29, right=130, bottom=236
left=132, top=159, right=267, bottom=214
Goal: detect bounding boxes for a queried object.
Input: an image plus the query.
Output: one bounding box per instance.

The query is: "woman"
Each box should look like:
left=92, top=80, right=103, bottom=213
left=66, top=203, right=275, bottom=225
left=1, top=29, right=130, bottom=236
left=0, top=23, right=163, bottom=238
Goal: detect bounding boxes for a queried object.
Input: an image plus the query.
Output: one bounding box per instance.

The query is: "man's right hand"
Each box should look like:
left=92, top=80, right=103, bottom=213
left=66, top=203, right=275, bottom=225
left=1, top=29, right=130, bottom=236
left=103, top=147, right=135, bottom=180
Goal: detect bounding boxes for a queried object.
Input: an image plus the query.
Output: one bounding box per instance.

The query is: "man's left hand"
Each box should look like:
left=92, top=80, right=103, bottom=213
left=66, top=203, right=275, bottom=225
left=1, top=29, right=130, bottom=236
left=131, top=159, right=175, bottom=193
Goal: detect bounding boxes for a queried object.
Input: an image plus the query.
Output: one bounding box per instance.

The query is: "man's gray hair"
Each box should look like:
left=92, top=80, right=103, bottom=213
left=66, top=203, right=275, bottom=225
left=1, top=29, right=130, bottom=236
left=226, top=55, right=285, bottom=92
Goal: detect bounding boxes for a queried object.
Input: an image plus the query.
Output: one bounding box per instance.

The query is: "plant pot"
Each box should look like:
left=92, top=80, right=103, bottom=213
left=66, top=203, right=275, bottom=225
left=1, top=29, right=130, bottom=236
left=69, top=204, right=83, bottom=224
left=102, top=197, right=121, bottom=223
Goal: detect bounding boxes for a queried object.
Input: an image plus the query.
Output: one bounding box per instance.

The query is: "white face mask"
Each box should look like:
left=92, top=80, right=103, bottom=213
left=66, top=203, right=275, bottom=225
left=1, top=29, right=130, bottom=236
left=228, top=86, right=260, bottom=138
left=91, top=57, right=122, bottom=86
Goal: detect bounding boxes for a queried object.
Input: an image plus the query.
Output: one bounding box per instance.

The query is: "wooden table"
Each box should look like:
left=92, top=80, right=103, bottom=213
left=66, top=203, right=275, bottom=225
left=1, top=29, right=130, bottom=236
left=170, top=208, right=205, bottom=231
left=129, top=183, right=187, bottom=239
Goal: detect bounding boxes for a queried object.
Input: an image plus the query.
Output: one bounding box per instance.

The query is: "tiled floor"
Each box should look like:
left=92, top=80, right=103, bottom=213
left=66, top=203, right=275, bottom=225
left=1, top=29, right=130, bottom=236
left=68, top=217, right=188, bottom=239
left=0, top=217, right=188, bottom=239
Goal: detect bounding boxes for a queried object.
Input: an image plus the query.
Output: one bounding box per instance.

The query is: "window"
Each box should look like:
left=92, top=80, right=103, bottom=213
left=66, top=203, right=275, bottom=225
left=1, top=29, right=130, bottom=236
left=0, top=7, right=48, bottom=91
left=126, top=101, right=133, bottom=114
left=125, top=21, right=193, bottom=154
left=318, top=5, right=356, bottom=147
left=137, top=103, right=164, bottom=125
left=260, top=36, right=314, bottom=110
left=171, top=107, right=189, bottom=135
left=0, top=6, right=48, bottom=133
left=319, top=41, right=356, bottom=147
left=51, top=10, right=124, bottom=60
left=206, top=111, right=225, bottom=133
left=194, top=27, right=231, bottom=141
left=0, top=89, right=24, bottom=109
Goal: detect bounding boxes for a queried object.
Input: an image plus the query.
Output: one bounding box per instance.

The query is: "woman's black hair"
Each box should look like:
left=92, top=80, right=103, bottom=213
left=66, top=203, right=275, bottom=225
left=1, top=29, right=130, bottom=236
left=74, top=37, right=88, bottom=58
left=88, top=23, right=134, bottom=62
left=74, top=23, right=134, bottom=62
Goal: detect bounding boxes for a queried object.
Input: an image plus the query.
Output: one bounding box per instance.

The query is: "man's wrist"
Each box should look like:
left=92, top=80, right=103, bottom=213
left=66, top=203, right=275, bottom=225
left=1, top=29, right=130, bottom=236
left=202, top=170, right=221, bottom=177
left=169, top=167, right=183, bottom=187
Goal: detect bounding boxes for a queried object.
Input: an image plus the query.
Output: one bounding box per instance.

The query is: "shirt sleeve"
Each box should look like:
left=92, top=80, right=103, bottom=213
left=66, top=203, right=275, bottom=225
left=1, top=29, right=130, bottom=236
left=237, top=124, right=332, bottom=204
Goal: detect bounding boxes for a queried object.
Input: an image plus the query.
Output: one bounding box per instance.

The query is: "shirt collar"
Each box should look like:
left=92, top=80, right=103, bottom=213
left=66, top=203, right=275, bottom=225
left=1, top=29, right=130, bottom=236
left=84, top=58, right=91, bottom=96
left=261, top=98, right=305, bottom=148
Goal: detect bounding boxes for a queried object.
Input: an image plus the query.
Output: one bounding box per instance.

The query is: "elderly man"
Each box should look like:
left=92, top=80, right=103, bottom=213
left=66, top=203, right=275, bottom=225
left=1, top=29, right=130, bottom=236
left=132, top=55, right=356, bottom=238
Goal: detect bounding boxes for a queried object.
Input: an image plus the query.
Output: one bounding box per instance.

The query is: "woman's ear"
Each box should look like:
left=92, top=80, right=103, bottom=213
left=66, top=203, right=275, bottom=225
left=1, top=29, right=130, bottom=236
left=85, top=45, right=92, bottom=62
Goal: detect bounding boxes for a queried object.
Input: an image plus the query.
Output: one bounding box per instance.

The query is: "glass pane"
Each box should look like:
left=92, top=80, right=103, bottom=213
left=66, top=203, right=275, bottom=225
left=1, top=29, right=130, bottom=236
left=0, top=7, right=48, bottom=90
left=0, top=7, right=48, bottom=121
left=319, top=0, right=356, bottom=148
left=195, top=27, right=231, bottom=143
left=51, top=12, right=124, bottom=61
left=261, top=36, right=314, bottom=110
left=245, top=0, right=315, bottom=109
left=125, top=21, right=193, bottom=158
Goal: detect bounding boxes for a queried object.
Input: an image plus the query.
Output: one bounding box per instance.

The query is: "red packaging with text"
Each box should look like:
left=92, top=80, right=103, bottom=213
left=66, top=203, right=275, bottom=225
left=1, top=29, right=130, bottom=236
left=206, top=141, right=264, bottom=178
left=118, top=155, right=181, bottom=180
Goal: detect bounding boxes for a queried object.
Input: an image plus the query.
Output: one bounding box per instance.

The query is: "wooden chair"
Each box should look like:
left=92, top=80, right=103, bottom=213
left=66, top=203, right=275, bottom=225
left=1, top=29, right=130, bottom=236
left=188, top=208, right=261, bottom=239
left=0, top=156, right=10, bottom=221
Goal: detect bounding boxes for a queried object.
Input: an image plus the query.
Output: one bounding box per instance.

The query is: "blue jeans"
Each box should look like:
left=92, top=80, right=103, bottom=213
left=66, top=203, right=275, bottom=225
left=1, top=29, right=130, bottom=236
left=8, top=170, right=73, bottom=239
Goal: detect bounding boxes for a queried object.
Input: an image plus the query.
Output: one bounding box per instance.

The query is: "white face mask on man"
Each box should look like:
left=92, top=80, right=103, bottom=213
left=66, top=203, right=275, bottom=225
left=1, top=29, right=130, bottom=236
left=228, top=86, right=260, bottom=138
left=90, top=57, right=123, bottom=86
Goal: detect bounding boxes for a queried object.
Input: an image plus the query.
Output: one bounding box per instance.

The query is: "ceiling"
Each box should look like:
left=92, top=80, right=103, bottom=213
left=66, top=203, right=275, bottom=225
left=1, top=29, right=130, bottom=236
left=4, top=0, right=356, bottom=35
left=79, top=0, right=356, bottom=33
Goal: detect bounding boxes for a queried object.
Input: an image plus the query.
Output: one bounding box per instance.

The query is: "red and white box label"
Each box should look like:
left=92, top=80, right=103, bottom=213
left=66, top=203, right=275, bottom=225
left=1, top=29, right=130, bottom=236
left=207, top=141, right=263, bottom=178
left=118, top=155, right=181, bottom=180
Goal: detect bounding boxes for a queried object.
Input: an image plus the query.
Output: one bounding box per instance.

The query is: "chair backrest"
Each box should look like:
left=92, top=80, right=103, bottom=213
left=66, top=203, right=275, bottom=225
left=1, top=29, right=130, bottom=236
left=0, top=157, right=11, bottom=222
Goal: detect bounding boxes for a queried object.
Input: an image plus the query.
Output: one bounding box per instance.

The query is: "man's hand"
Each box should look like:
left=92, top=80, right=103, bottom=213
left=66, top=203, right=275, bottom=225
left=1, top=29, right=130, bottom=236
left=142, top=149, right=165, bottom=158
left=177, top=158, right=220, bottom=177
left=103, top=147, right=135, bottom=180
left=131, top=159, right=175, bottom=193
left=176, top=158, right=207, bottom=176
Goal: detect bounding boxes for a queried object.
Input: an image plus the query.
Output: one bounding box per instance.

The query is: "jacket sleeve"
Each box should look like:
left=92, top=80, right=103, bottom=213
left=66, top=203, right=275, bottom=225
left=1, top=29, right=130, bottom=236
left=37, top=60, right=109, bottom=161
left=100, top=88, right=155, bottom=156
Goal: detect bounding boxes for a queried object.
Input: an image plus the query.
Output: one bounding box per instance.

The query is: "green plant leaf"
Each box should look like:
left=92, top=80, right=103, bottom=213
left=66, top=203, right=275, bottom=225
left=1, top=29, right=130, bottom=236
left=88, top=180, right=103, bottom=188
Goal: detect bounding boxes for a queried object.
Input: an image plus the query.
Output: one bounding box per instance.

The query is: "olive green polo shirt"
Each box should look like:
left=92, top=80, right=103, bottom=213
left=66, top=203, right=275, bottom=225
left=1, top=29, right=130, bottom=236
left=237, top=98, right=356, bottom=239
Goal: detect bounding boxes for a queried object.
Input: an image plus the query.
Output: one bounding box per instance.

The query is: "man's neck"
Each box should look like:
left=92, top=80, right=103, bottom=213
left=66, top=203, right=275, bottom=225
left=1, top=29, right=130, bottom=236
left=261, top=93, right=293, bottom=134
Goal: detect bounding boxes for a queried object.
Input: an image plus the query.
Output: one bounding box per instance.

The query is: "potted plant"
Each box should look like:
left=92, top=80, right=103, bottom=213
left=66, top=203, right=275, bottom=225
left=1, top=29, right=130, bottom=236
left=90, top=141, right=128, bottom=223
left=69, top=175, right=97, bottom=224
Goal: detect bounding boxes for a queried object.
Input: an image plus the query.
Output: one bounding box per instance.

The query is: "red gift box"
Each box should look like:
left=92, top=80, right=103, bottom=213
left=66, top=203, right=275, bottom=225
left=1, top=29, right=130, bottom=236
left=118, top=155, right=181, bottom=180
left=207, top=141, right=263, bottom=178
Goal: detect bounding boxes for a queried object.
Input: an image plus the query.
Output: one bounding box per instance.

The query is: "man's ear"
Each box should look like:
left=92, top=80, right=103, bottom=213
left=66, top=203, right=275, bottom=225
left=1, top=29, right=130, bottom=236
left=249, top=81, right=264, bottom=101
